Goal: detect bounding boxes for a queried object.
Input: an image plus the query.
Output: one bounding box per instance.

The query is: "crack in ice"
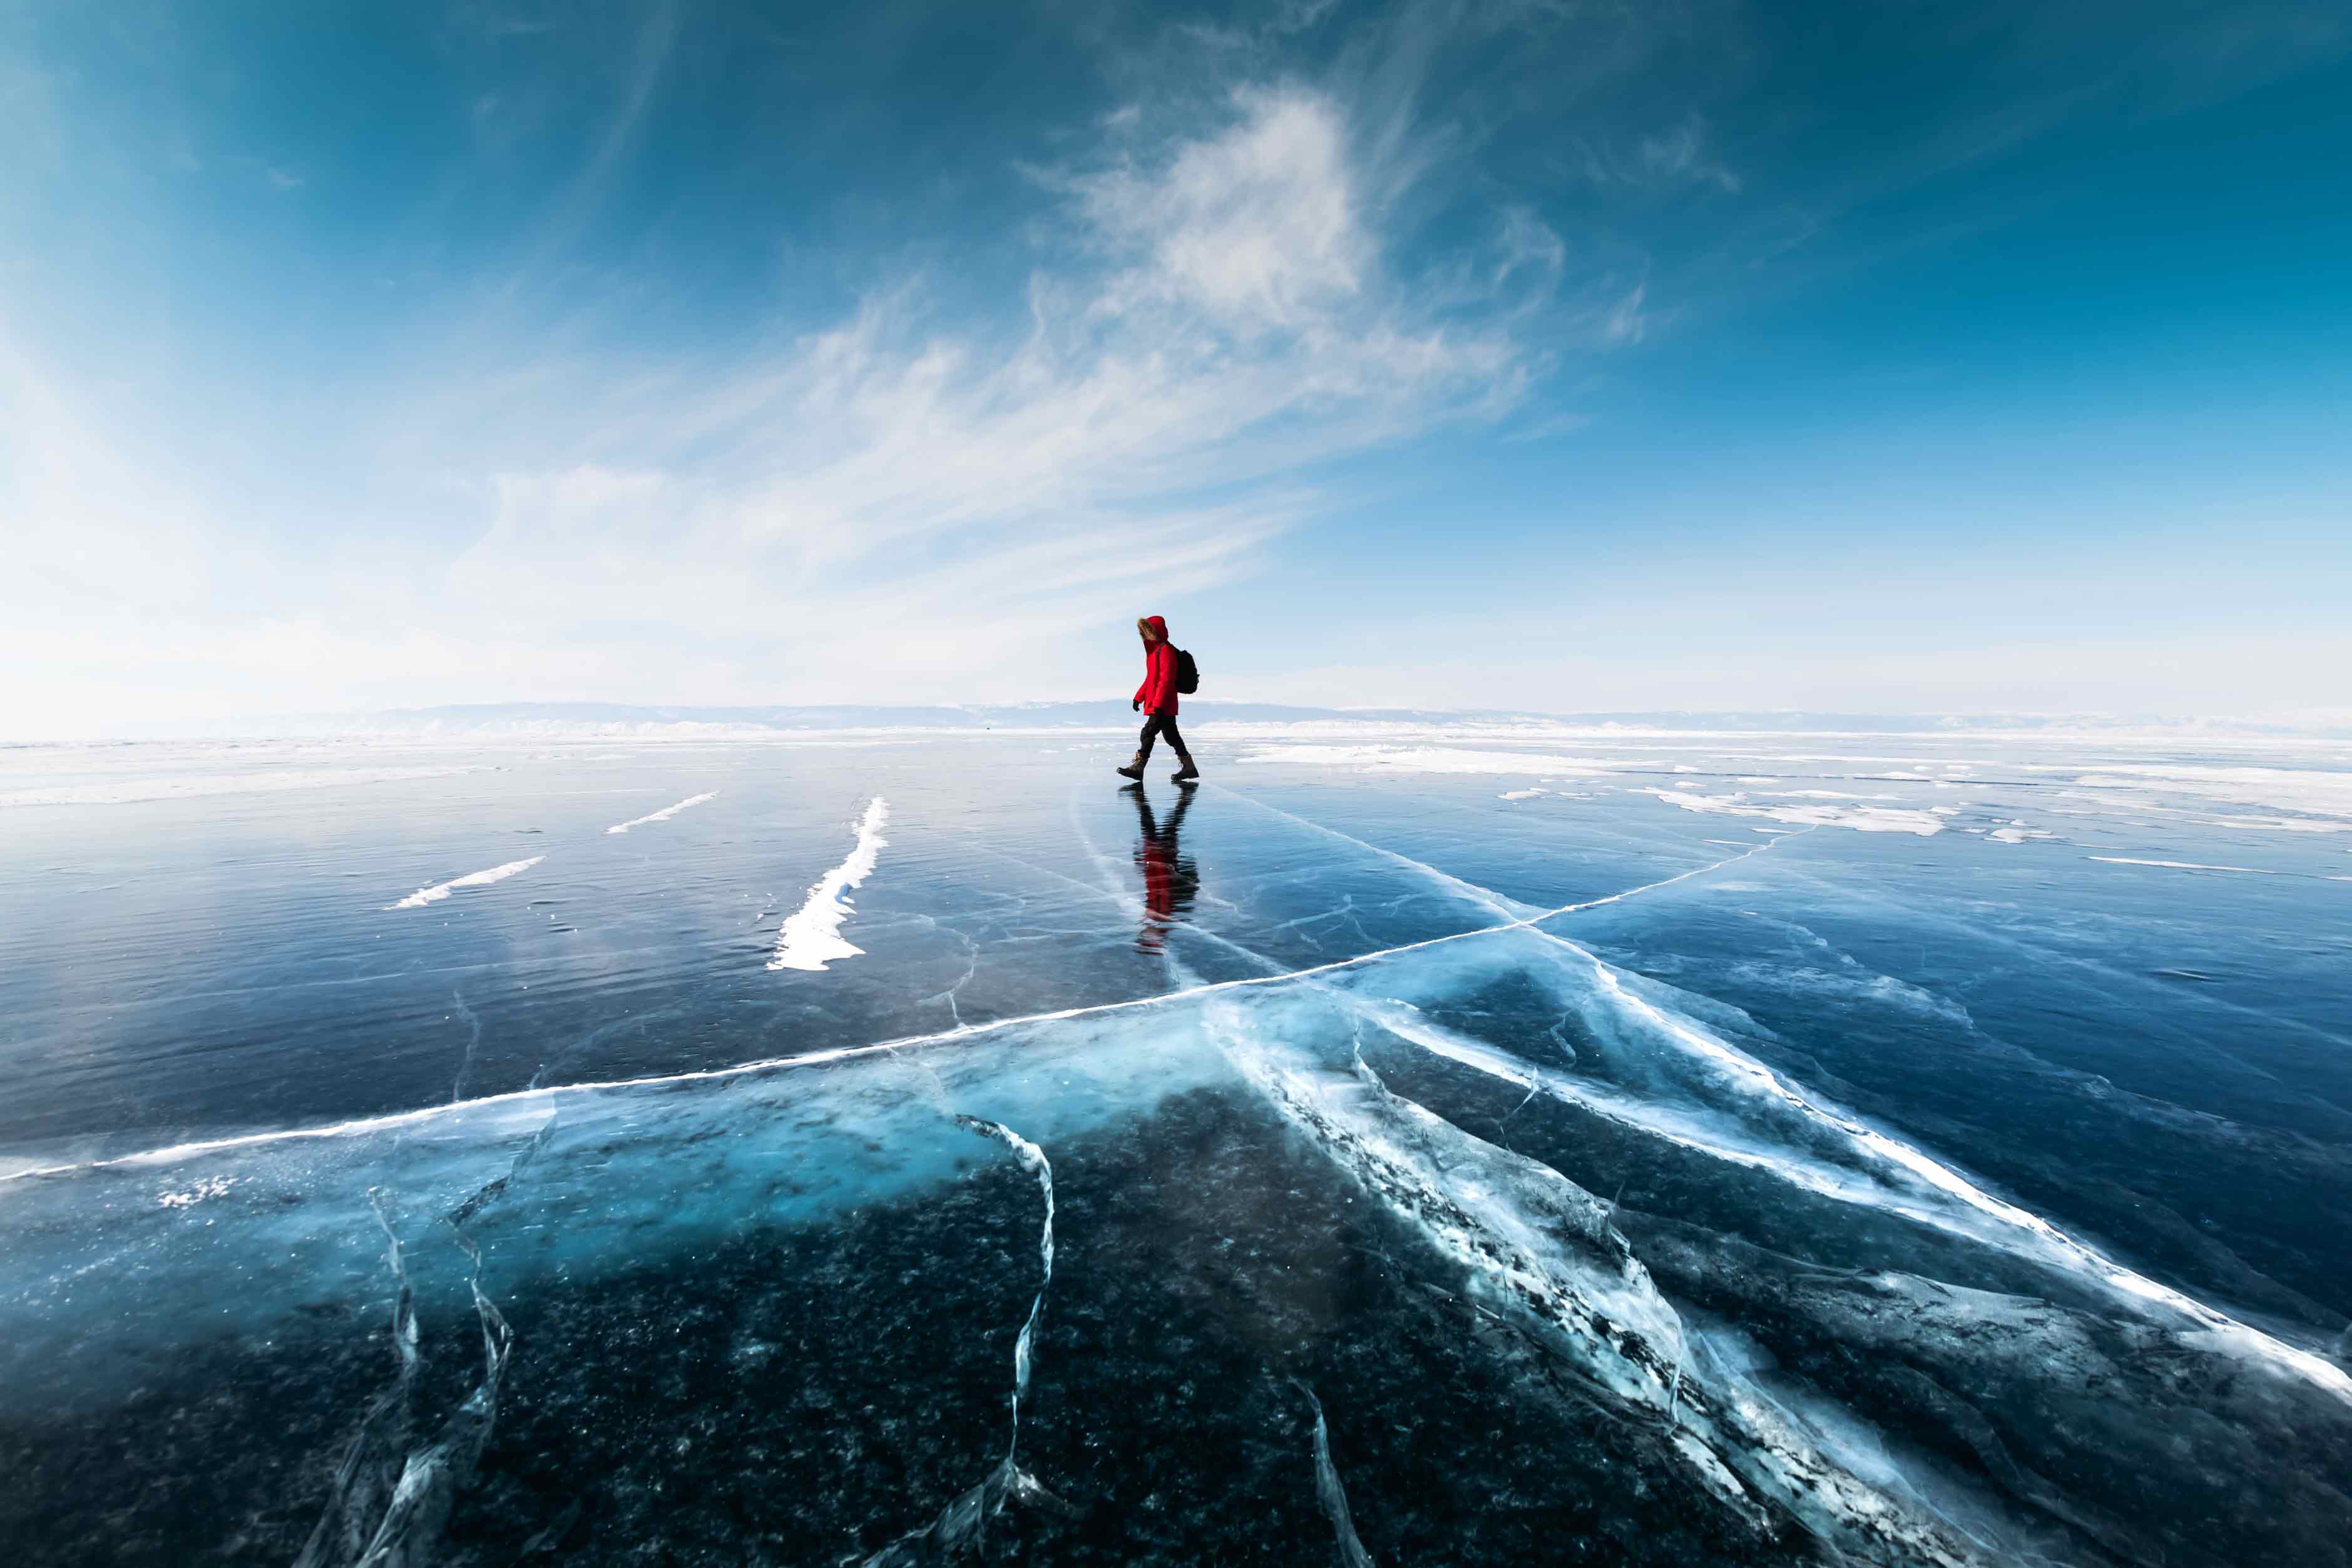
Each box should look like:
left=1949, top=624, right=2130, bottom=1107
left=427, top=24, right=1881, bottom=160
left=1208, top=785, right=1544, bottom=921
left=3, top=828, right=1800, bottom=1189
left=1295, top=1382, right=1377, bottom=1568
left=861, top=1116, right=1069, bottom=1564
left=1215, top=1010, right=1978, bottom=1563
left=98, top=787, right=2341, bottom=1458
left=298, top=1167, right=524, bottom=1568
left=1218, top=793, right=2352, bottom=1405
left=916, top=919, right=981, bottom=1029
left=1070, top=788, right=2352, bottom=1417
left=30, top=798, right=2337, bottom=1428
left=295, top=1193, right=422, bottom=1568
left=446, top=986, right=481, bottom=1106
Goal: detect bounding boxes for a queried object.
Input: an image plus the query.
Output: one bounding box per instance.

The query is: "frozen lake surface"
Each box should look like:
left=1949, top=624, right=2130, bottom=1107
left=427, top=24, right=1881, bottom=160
left=3, top=727, right=2351, bottom=1566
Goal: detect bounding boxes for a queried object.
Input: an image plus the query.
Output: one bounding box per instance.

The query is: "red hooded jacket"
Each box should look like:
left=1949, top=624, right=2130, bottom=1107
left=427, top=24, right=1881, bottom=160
left=1133, top=615, right=1179, bottom=716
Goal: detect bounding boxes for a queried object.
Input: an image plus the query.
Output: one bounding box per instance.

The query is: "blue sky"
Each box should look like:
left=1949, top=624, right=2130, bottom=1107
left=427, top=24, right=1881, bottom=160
left=3, top=0, right=2348, bottom=735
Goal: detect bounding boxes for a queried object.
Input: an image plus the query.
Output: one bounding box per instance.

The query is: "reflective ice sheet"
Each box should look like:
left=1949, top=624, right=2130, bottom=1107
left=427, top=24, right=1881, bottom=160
left=3, top=731, right=2349, bottom=1565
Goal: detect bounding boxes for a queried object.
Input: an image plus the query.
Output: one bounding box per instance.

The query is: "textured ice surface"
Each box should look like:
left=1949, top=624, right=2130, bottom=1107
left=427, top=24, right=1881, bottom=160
left=3, top=730, right=2351, bottom=1565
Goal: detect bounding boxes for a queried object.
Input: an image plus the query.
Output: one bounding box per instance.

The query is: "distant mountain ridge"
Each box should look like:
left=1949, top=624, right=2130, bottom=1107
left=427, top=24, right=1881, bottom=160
left=248, top=701, right=2352, bottom=739
left=319, top=700, right=1511, bottom=730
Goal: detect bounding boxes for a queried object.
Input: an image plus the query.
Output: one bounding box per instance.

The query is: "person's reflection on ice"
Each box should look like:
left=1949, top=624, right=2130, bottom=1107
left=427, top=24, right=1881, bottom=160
left=1126, top=783, right=1199, bottom=955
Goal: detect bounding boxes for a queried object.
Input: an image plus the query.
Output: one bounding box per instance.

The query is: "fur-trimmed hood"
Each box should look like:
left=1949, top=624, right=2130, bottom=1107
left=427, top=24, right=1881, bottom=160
left=1132, top=616, right=1179, bottom=715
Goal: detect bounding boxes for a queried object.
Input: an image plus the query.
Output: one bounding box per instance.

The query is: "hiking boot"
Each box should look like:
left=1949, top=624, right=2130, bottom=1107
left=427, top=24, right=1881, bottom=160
left=1172, top=761, right=1200, bottom=783
left=1116, top=752, right=1145, bottom=780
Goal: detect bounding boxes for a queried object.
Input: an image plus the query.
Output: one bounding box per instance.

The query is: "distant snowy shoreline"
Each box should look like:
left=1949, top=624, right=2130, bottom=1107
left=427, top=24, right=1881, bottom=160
left=9, top=699, right=2352, bottom=748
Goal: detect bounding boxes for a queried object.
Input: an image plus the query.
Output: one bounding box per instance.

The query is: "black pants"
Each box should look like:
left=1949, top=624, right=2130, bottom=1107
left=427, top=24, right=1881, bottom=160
left=1137, top=711, right=1191, bottom=764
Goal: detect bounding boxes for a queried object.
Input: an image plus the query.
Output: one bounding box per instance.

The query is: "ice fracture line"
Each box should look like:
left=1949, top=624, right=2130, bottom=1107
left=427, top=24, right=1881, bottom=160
left=3, top=832, right=1809, bottom=1188
left=1219, top=792, right=2352, bottom=1403
left=1296, top=1382, right=1377, bottom=1568
left=861, top=1117, right=1068, bottom=1564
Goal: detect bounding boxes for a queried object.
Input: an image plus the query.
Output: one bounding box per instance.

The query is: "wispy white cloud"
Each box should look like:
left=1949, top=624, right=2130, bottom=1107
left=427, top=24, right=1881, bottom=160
left=1568, top=115, right=1743, bottom=194
left=1493, top=206, right=1567, bottom=287
left=1072, top=86, right=1370, bottom=334
left=1636, top=117, right=1741, bottom=192
left=433, top=86, right=1542, bottom=683
left=1601, top=282, right=1647, bottom=344
left=19, top=1, right=2326, bottom=739
left=0, top=72, right=1562, bottom=736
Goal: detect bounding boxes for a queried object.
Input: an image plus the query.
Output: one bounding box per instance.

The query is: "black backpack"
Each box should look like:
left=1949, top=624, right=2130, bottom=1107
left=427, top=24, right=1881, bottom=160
left=1173, top=647, right=1200, bottom=695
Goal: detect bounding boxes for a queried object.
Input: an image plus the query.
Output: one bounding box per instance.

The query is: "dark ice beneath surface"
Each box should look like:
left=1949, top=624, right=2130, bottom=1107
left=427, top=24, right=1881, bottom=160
left=5, top=1082, right=1816, bottom=1567
left=3, top=733, right=2352, bottom=1567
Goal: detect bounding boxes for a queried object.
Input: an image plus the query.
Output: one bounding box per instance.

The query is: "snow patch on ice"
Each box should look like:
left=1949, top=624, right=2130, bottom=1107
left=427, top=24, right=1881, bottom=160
left=1645, top=788, right=1944, bottom=837
left=1238, top=745, right=1629, bottom=776
left=387, top=857, right=545, bottom=910
left=1763, top=790, right=1900, bottom=801
left=157, top=1176, right=236, bottom=1209
left=2067, top=764, right=2352, bottom=825
left=606, top=791, right=716, bottom=833
left=769, top=798, right=890, bottom=972
left=2088, top=857, right=2278, bottom=875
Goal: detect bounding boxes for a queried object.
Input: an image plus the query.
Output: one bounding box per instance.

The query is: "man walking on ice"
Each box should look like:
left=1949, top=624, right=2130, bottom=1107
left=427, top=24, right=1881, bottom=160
left=1118, top=614, right=1199, bottom=784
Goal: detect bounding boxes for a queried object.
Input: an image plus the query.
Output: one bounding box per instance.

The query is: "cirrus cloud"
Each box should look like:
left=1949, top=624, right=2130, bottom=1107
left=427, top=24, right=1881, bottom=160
left=3, top=39, right=1582, bottom=737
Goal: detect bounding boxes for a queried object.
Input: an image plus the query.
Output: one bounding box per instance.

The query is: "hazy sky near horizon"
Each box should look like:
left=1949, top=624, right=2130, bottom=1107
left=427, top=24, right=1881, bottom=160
left=4, top=0, right=2349, bottom=736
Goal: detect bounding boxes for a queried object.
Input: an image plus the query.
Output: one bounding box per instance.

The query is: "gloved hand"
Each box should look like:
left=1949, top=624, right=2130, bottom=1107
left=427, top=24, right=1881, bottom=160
left=1132, top=698, right=1140, bottom=712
